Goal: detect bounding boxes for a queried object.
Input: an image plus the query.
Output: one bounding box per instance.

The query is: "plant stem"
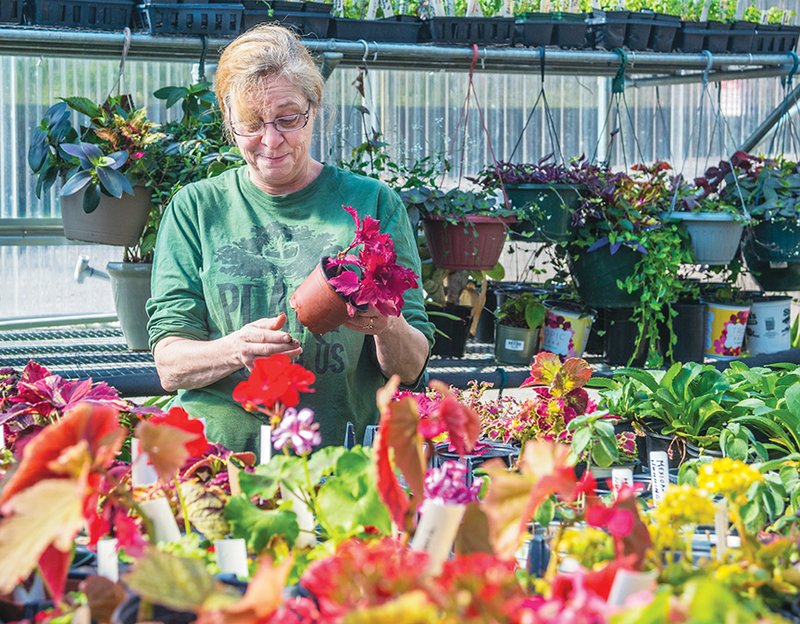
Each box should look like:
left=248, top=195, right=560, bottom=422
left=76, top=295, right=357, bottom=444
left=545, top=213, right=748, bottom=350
left=175, top=471, right=192, bottom=535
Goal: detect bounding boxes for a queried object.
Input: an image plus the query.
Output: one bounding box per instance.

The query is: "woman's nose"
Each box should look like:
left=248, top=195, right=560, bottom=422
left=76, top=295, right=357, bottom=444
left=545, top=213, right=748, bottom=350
left=260, top=123, right=285, bottom=148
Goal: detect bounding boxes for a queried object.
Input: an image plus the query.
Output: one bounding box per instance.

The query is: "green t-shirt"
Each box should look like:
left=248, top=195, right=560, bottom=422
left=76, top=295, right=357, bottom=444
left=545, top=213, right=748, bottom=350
left=146, top=164, right=434, bottom=453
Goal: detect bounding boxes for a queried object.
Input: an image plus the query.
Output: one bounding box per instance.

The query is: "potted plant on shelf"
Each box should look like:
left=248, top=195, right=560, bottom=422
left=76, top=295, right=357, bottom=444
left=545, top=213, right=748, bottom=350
left=566, top=410, right=639, bottom=481
left=403, top=186, right=514, bottom=272
left=494, top=290, right=545, bottom=365
left=470, top=156, right=592, bottom=243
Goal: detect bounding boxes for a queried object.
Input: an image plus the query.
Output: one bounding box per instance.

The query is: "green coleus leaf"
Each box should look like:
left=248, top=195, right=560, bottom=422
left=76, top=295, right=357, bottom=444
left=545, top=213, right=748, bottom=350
left=317, top=473, right=391, bottom=536
left=224, top=495, right=299, bottom=553
left=123, top=547, right=239, bottom=613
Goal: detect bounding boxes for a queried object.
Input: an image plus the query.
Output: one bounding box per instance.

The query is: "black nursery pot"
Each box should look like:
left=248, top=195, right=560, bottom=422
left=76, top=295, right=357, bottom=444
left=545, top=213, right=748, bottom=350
left=588, top=9, right=630, bottom=50
left=704, top=20, right=731, bottom=53
left=514, top=12, right=555, bottom=47
left=728, top=20, right=756, bottom=53
left=551, top=12, right=590, bottom=48
left=428, top=303, right=472, bottom=358
left=675, top=20, right=706, bottom=53
left=661, top=301, right=706, bottom=365
left=649, top=13, right=680, bottom=52
left=604, top=307, right=647, bottom=367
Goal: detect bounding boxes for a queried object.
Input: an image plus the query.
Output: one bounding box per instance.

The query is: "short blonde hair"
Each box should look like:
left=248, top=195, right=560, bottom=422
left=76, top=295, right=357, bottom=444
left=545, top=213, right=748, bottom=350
left=216, top=24, right=324, bottom=133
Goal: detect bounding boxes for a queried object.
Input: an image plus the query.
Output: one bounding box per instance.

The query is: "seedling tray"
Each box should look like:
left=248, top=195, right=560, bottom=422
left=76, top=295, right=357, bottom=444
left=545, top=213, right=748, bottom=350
left=33, top=0, right=135, bottom=29
left=138, top=2, right=242, bottom=35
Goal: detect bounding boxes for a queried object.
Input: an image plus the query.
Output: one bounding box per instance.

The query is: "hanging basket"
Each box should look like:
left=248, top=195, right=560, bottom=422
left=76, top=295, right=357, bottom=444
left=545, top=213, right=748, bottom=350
left=567, top=245, right=642, bottom=308
left=289, top=258, right=353, bottom=336
left=421, top=214, right=511, bottom=271
left=60, top=185, right=152, bottom=247
left=506, top=183, right=581, bottom=243
left=663, top=211, right=744, bottom=265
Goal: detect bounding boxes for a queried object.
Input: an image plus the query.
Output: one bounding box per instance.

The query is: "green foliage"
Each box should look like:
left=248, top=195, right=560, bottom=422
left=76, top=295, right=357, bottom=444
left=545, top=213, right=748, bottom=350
left=566, top=412, right=620, bottom=467
left=225, top=496, right=301, bottom=553
left=495, top=291, right=546, bottom=330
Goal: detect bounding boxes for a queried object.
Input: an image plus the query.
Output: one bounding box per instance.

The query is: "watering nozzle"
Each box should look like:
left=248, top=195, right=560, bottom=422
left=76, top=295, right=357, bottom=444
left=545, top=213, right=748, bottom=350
left=74, top=255, right=110, bottom=284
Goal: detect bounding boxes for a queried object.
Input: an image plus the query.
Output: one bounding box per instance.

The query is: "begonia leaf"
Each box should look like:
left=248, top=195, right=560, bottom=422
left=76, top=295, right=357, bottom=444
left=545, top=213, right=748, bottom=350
left=80, top=575, right=126, bottom=624
left=317, top=467, right=391, bottom=536
left=200, top=556, right=292, bottom=624
left=428, top=380, right=480, bottom=455
left=180, top=481, right=229, bottom=541
left=224, top=495, right=299, bottom=553
left=124, top=547, right=239, bottom=613
left=454, top=502, right=493, bottom=555
left=0, top=403, right=124, bottom=504
left=135, top=420, right=195, bottom=482
left=239, top=455, right=305, bottom=501
left=0, top=478, right=84, bottom=599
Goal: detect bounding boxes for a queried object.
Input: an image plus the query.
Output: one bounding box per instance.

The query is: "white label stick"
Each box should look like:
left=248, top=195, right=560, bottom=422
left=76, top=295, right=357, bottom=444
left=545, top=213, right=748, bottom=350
left=214, top=538, right=250, bottom=579
left=260, top=424, right=272, bottom=465
left=96, top=537, right=119, bottom=582
left=649, top=451, right=669, bottom=504
left=410, top=500, right=466, bottom=574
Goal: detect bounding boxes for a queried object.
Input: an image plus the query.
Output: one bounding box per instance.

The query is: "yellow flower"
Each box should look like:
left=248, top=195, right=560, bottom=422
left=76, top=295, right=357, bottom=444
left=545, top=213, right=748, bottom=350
left=558, top=527, right=614, bottom=567
left=653, top=485, right=715, bottom=528
left=343, top=591, right=440, bottom=623
left=696, top=458, right=763, bottom=501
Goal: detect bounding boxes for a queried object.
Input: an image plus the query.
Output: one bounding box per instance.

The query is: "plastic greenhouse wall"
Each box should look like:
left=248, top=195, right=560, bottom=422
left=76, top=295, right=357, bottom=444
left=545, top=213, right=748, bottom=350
left=1, top=1, right=800, bottom=319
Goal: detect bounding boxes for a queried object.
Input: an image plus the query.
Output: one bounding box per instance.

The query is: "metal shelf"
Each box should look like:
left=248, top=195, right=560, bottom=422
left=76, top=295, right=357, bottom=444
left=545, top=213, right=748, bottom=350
left=0, top=25, right=796, bottom=82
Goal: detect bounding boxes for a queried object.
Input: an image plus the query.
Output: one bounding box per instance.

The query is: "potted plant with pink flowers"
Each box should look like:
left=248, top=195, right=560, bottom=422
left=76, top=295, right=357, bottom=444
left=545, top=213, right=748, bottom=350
left=290, top=206, right=419, bottom=335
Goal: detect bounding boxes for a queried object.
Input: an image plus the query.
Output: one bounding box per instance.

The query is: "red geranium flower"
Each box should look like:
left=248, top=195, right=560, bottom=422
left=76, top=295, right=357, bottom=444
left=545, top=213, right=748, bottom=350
left=233, top=354, right=316, bottom=413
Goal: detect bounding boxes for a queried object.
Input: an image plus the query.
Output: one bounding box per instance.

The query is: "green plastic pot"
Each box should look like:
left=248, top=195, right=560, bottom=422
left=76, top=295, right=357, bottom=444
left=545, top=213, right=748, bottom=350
left=568, top=245, right=642, bottom=308
left=746, top=220, right=800, bottom=262
left=505, top=183, right=580, bottom=243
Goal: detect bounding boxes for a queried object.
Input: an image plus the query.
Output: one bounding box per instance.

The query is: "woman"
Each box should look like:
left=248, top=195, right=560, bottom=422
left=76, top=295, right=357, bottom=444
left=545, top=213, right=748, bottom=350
left=146, top=25, right=433, bottom=453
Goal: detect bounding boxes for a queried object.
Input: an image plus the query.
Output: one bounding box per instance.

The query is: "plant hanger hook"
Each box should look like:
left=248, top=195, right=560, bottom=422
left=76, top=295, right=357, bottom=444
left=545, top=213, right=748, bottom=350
left=198, top=35, right=208, bottom=83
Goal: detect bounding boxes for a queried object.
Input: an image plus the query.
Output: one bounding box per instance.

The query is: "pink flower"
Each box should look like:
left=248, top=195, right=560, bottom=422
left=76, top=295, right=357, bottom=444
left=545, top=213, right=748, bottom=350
left=131, top=151, right=144, bottom=159
left=424, top=460, right=481, bottom=504
left=272, top=407, right=321, bottom=455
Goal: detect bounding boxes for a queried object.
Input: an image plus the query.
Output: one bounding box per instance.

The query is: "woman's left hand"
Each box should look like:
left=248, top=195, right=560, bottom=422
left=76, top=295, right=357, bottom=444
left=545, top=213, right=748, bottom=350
left=344, top=306, right=391, bottom=336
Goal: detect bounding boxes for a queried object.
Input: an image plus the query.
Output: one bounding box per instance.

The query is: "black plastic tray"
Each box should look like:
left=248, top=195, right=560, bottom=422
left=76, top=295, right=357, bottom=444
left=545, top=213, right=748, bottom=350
left=423, top=16, right=515, bottom=46
left=138, top=2, right=242, bottom=35
left=332, top=15, right=421, bottom=43
left=33, top=0, right=135, bottom=29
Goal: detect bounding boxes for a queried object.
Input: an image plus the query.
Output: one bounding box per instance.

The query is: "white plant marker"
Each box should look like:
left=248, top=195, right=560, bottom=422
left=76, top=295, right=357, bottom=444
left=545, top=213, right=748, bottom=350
left=96, top=537, right=119, bottom=582
left=379, top=0, right=395, bottom=18
left=214, top=538, right=250, bottom=579
left=715, top=498, right=729, bottom=561
left=0, top=424, right=5, bottom=450
left=260, top=424, right=272, bottom=465
left=607, top=569, right=658, bottom=606
left=139, top=497, right=181, bottom=544
left=131, top=438, right=158, bottom=487
left=280, top=484, right=317, bottom=548
left=648, top=451, right=669, bottom=504
left=611, top=467, right=634, bottom=493
left=410, top=500, right=466, bottom=574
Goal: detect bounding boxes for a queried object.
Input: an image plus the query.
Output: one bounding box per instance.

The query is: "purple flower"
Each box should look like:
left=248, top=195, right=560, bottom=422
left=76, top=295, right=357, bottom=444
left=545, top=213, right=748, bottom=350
left=424, top=460, right=481, bottom=505
left=272, top=407, right=321, bottom=455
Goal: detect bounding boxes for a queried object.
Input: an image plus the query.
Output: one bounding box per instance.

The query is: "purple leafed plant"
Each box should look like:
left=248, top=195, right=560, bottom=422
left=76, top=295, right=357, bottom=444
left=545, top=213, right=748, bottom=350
left=424, top=460, right=481, bottom=505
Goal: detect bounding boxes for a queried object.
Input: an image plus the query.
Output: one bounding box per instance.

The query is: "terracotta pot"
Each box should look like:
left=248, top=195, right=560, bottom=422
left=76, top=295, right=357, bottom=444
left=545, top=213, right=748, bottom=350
left=290, top=258, right=352, bottom=336
left=422, top=214, right=511, bottom=271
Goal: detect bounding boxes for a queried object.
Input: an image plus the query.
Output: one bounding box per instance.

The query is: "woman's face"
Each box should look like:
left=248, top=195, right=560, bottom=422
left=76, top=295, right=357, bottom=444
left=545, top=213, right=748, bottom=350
left=230, top=76, right=317, bottom=195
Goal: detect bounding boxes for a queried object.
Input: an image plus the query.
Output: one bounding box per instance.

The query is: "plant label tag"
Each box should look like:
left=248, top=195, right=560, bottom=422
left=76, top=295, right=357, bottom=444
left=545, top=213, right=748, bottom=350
left=366, top=0, right=379, bottom=20
left=333, top=0, right=344, bottom=17
left=611, top=467, right=633, bottom=492
left=0, top=424, right=4, bottom=450
left=500, top=0, right=513, bottom=16
left=701, top=0, right=712, bottom=21
left=541, top=327, right=571, bottom=356
left=649, top=451, right=669, bottom=504
left=504, top=338, right=525, bottom=351
left=715, top=498, right=729, bottom=560
left=281, top=484, right=317, bottom=548
left=607, top=569, right=657, bottom=606
left=379, top=0, right=395, bottom=17
left=97, top=538, right=119, bottom=582
left=541, top=0, right=552, bottom=11
left=139, top=496, right=181, bottom=544
left=770, top=261, right=789, bottom=269
left=214, top=538, right=250, bottom=579
left=734, top=0, right=744, bottom=20
left=410, top=500, right=466, bottom=574
left=131, top=438, right=158, bottom=487
left=725, top=323, right=746, bottom=349
left=260, top=424, right=272, bottom=465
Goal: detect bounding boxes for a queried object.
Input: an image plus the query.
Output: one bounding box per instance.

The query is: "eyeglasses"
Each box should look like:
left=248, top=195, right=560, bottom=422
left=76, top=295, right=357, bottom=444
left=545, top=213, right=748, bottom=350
left=230, top=105, right=311, bottom=137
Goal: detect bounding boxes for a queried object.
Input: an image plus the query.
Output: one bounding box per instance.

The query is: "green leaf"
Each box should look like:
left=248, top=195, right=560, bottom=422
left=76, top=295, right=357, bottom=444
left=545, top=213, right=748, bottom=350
left=307, top=446, right=346, bottom=484
left=533, top=495, right=555, bottom=526
left=224, top=495, right=300, bottom=552
left=153, top=86, right=188, bottom=110
left=82, top=182, right=101, bottom=214
left=784, top=383, right=800, bottom=418
left=60, top=170, right=92, bottom=197
left=96, top=167, right=124, bottom=198
left=62, top=96, right=100, bottom=119
left=123, top=548, right=237, bottom=613
left=239, top=455, right=305, bottom=500
left=570, top=427, right=592, bottom=458
left=317, top=473, right=391, bottom=536
left=179, top=481, right=229, bottom=541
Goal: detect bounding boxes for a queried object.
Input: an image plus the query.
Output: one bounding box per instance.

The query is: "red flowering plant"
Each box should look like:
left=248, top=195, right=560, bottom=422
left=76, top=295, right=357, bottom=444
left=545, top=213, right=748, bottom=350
left=325, top=206, right=419, bottom=317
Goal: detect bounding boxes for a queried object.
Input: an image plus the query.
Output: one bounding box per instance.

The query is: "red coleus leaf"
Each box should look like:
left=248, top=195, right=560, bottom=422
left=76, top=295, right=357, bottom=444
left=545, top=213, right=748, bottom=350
left=374, top=376, right=422, bottom=531
left=148, top=407, right=209, bottom=458
left=0, top=403, right=125, bottom=505
left=233, top=354, right=315, bottom=412
left=428, top=380, right=479, bottom=456
left=38, top=543, right=71, bottom=602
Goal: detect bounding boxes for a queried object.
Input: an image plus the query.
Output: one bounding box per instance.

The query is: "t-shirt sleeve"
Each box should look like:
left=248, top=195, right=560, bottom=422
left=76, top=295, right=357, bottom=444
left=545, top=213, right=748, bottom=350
left=377, top=185, right=435, bottom=350
left=146, top=187, right=210, bottom=350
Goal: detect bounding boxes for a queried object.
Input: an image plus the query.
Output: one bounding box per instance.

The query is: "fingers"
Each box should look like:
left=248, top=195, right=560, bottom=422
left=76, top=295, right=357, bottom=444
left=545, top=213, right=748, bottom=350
left=250, top=312, right=287, bottom=331
left=243, top=342, right=303, bottom=371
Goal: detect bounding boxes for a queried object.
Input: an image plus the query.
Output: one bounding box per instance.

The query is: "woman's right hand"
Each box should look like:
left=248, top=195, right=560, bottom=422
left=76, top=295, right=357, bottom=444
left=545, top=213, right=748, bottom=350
left=231, top=312, right=302, bottom=370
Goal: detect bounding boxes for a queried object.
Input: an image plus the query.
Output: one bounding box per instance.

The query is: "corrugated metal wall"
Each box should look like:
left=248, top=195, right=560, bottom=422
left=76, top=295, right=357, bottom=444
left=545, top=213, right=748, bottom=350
left=2, top=31, right=800, bottom=317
